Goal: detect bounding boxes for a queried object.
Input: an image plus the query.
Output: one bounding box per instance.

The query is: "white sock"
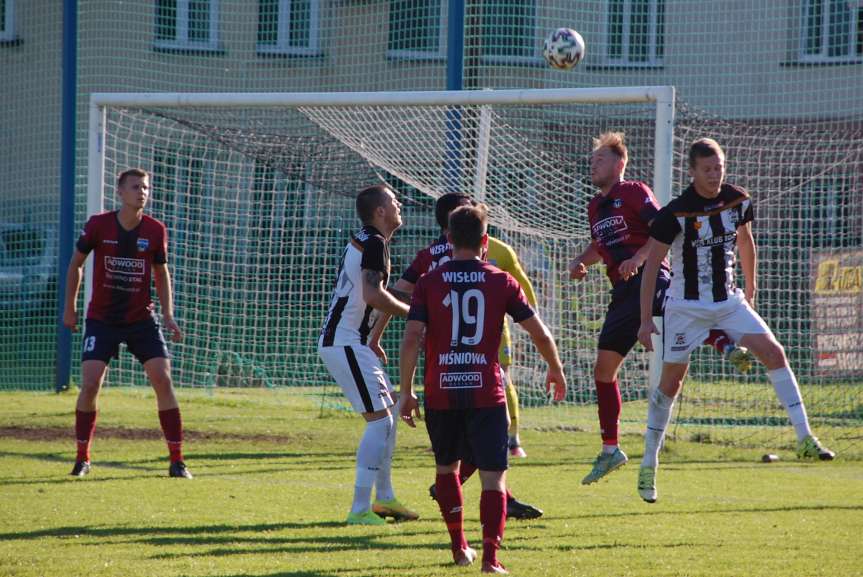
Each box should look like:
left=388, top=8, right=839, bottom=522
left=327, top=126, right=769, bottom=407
left=351, top=414, right=393, bottom=514
left=768, top=366, right=812, bottom=441
left=642, top=388, right=675, bottom=468
left=601, top=444, right=618, bottom=455
left=375, top=414, right=397, bottom=502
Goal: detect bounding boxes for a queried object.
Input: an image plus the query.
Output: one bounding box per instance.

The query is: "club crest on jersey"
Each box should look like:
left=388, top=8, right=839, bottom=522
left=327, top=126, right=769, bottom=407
left=137, top=238, right=149, bottom=252
left=613, top=198, right=623, bottom=208
left=693, top=221, right=702, bottom=230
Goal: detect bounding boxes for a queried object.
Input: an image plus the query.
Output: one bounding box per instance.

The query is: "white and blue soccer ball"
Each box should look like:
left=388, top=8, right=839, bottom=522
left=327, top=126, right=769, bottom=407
left=543, top=28, right=585, bottom=70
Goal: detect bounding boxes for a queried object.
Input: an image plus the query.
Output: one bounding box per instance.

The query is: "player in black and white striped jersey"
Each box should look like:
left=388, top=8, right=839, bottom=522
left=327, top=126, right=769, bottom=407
left=635, top=138, right=834, bottom=503
left=318, top=184, right=418, bottom=525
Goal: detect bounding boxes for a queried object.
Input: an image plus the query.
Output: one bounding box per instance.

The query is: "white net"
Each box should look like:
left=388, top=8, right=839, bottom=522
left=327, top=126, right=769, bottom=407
left=94, top=92, right=862, bottom=455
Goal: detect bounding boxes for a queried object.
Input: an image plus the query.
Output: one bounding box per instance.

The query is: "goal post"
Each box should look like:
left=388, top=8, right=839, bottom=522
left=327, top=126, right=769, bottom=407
left=88, top=85, right=675, bottom=394
left=83, top=85, right=863, bottom=456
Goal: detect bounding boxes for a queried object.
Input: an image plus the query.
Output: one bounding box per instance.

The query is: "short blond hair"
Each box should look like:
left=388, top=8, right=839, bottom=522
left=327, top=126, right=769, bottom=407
left=592, top=131, right=628, bottom=164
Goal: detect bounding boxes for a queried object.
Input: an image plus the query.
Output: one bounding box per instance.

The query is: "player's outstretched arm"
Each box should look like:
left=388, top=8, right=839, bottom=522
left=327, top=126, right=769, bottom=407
left=637, top=239, right=670, bottom=351
left=368, top=278, right=416, bottom=363
left=362, top=269, right=410, bottom=317
left=398, top=319, right=424, bottom=427
left=736, top=222, right=758, bottom=305
left=154, top=263, right=183, bottom=342
left=518, top=315, right=567, bottom=401
left=569, top=241, right=602, bottom=280
left=62, top=249, right=89, bottom=332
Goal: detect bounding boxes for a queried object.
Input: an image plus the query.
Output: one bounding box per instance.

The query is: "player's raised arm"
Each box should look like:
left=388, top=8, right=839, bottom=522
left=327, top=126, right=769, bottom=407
left=517, top=314, right=567, bottom=401
left=63, top=249, right=89, bottom=332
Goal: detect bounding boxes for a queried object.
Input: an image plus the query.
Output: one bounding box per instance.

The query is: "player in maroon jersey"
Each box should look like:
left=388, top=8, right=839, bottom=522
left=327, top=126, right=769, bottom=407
left=569, top=132, right=752, bottom=486
left=370, top=192, right=544, bottom=521
left=63, top=168, right=190, bottom=479
left=399, top=203, right=566, bottom=573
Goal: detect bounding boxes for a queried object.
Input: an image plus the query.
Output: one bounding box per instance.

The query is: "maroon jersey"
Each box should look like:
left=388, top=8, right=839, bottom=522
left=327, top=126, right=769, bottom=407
left=401, top=233, right=451, bottom=284
left=76, top=212, right=167, bottom=324
left=588, top=180, right=663, bottom=285
left=408, top=259, right=534, bottom=410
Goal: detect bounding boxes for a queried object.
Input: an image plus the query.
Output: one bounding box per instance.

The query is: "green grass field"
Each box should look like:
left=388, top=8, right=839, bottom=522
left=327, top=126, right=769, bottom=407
left=1, top=387, right=862, bottom=577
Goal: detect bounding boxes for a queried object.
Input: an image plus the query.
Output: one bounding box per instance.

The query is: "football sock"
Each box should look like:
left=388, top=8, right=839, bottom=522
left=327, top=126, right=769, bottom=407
left=602, top=443, right=618, bottom=455
left=375, top=411, right=397, bottom=502
left=504, top=376, right=520, bottom=438
left=480, top=490, right=506, bottom=566
left=703, top=329, right=731, bottom=354
left=435, top=472, right=467, bottom=553
left=642, top=388, right=675, bottom=468
left=352, top=414, right=393, bottom=514
left=768, top=366, right=812, bottom=441
left=158, top=408, right=184, bottom=463
left=75, top=409, right=97, bottom=462
left=459, top=462, right=478, bottom=485
left=595, top=379, right=621, bottom=447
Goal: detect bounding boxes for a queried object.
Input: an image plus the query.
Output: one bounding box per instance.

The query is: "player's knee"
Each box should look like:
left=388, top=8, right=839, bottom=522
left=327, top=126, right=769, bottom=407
left=761, top=341, right=787, bottom=368
left=149, top=372, right=173, bottom=392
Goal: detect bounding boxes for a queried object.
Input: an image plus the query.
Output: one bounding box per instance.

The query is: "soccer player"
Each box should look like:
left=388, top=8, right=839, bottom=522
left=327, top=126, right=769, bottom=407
left=399, top=203, right=566, bottom=573
left=369, top=192, right=543, bottom=520
left=63, top=168, right=191, bottom=479
left=635, top=138, right=835, bottom=503
left=569, top=132, right=752, bottom=486
left=318, top=184, right=418, bottom=525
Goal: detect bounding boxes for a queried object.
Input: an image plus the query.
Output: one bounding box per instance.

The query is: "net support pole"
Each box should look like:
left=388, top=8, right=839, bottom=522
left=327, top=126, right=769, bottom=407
left=473, top=105, right=492, bottom=202
left=55, top=0, right=77, bottom=392
left=649, top=86, right=675, bottom=392
left=444, top=0, right=465, bottom=193
left=84, top=100, right=106, bottom=314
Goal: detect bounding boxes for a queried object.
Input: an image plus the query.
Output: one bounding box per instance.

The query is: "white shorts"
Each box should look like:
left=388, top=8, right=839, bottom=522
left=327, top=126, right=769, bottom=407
left=662, top=289, right=771, bottom=364
left=318, top=344, right=394, bottom=414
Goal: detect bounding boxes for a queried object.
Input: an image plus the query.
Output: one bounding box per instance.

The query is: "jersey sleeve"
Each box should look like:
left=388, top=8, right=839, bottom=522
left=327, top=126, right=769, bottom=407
left=649, top=206, right=682, bottom=245
left=407, top=277, right=428, bottom=323
left=400, top=249, right=427, bottom=284
left=154, top=222, right=168, bottom=265
left=75, top=216, right=98, bottom=254
left=489, top=238, right=537, bottom=307
left=633, top=182, right=661, bottom=223
left=739, top=197, right=754, bottom=227
left=506, top=275, right=535, bottom=323
left=361, top=235, right=387, bottom=273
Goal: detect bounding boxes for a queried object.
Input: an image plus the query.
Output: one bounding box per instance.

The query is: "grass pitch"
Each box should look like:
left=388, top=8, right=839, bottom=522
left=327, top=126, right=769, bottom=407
left=1, top=387, right=861, bottom=577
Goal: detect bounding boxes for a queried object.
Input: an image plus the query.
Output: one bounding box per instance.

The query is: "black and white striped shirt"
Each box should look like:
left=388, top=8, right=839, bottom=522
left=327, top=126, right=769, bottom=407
left=319, top=225, right=390, bottom=347
left=650, top=183, right=754, bottom=303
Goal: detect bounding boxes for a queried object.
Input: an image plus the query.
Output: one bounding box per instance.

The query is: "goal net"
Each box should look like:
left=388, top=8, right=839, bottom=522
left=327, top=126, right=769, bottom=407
left=90, top=88, right=862, bottom=455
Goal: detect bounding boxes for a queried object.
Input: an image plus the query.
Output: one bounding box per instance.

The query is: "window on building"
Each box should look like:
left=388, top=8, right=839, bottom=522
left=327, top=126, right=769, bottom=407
left=606, top=0, right=665, bottom=66
left=258, top=0, right=320, bottom=55
left=387, top=0, right=445, bottom=59
left=801, top=0, right=863, bottom=61
left=0, top=0, right=16, bottom=42
left=155, top=0, right=220, bottom=51
left=480, top=0, right=538, bottom=62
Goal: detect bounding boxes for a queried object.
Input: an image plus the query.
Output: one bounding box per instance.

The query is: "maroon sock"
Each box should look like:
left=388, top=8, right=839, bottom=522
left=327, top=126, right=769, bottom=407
left=75, top=410, right=97, bottom=462
left=459, top=462, right=477, bottom=485
left=158, top=408, right=184, bottom=462
left=704, top=329, right=731, bottom=353
left=595, top=379, right=621, bottom=446
left=436, top=472, right=467, bottom=554
left=480, top=490, right=506, bottom=566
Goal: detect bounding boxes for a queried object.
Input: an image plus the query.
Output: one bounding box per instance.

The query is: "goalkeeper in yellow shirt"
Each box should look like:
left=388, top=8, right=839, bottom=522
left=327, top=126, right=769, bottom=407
left=485, top=236, right=537, bottom=457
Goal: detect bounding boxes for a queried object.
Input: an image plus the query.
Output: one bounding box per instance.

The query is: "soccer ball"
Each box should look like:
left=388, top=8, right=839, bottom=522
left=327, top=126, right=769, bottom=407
left=543, top=28, right=585, bottom=70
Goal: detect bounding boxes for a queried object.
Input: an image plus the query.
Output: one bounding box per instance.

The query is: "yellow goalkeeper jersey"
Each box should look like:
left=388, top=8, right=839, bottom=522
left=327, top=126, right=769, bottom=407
left=486, top=236, right=537, bottom=307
